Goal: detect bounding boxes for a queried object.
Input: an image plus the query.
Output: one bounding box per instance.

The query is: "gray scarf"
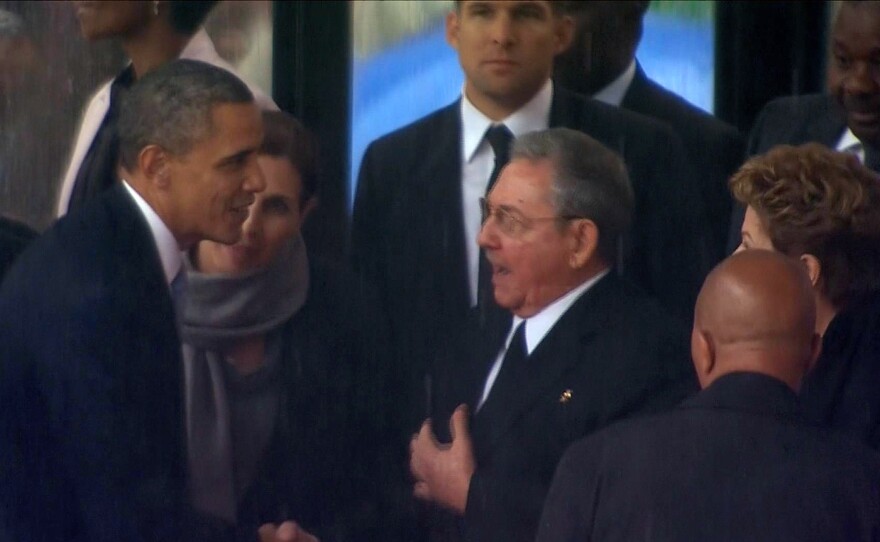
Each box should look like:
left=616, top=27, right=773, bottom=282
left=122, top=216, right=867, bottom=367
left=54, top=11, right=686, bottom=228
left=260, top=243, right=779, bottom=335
left=181, top=234, right=310, bottom=347
left=179, top=234, right=309, bottom=525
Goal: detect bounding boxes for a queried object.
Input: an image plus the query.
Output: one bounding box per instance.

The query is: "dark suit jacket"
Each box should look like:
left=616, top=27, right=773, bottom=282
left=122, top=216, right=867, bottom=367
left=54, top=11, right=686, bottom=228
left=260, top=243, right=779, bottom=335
left=800, top=291, right=880, bottom=450
left=0, top=215, right=37, bottom=282
left=427, top=273, right=697, bottom=542
left=619, top=64, right=746, bottom=261
left=352, top=86, right=710, bottom=426
left=726, top=94, right=847, bottom=252
left=537, top=372, right=880, bottom=542
left=0, top=185, right=187, bottom=541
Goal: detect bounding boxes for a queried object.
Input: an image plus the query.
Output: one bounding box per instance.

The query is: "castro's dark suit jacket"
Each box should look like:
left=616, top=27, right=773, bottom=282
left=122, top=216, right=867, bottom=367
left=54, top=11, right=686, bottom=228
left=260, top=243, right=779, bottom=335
left=537, top=372, right=880, bottom=542
left=352, top=86, right=710, bottom=426
left=726, top=93, right=847, bottom=252
left=0, top=185, right=187, bottom=541
left=617, top=64, right=745, bottom=261
left=426, top=273, right=698, bottom=542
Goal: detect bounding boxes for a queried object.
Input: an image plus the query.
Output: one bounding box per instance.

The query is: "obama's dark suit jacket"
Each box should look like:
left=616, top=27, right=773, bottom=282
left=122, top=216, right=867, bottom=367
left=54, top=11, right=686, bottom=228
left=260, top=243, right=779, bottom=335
left=0, top=185, right=187, bottom=541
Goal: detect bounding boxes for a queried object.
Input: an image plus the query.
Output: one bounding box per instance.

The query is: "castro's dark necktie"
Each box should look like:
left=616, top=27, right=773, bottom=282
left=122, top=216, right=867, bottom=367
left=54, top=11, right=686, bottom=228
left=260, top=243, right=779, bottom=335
left=477, top=125, right=514, bottom=317
left=478, top=320, right=527, bottom=412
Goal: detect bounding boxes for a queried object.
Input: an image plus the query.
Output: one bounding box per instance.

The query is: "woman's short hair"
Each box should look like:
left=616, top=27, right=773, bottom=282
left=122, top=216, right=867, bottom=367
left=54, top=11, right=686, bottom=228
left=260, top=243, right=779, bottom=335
left=729, top=143, right=880, bottom=309
left=259, top=111, right=319, bottom=207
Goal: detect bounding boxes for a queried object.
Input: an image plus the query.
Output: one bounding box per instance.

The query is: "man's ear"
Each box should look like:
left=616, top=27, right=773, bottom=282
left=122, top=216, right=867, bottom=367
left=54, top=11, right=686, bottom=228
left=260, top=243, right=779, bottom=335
left=446, top=10, right=460, bottom=50
left=299, top=196, right=319, bottom=229
left=568, top=218, right=599, bottom=269
left=138, top=144, right=171, bottom=188
left=799, top=253, right=822, bottom=288
left=690, top=327, right=715, bottom=389
left=554, top=14, right=575, bottom=54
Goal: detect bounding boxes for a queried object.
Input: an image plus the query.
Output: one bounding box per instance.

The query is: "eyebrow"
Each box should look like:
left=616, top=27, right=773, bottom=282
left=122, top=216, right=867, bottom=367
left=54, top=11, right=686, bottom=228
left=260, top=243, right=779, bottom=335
left=495, top=203, right=527, bottom=217
left=216, top=147, right=257, bottom=167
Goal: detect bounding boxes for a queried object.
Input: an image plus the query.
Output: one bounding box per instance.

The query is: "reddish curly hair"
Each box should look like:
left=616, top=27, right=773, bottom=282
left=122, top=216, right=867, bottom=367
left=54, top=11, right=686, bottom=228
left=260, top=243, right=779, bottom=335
left=729, top=143, right=880, bottom=309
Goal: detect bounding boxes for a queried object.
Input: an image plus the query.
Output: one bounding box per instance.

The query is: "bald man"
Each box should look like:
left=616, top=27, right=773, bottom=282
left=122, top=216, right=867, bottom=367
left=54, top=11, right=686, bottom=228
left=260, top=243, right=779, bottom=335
left=536, top=250, right=880, bottom=542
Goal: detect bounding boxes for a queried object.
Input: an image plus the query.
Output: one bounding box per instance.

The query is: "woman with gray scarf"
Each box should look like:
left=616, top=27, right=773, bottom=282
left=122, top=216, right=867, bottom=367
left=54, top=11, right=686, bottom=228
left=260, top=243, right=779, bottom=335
left=180, top=111, right=389, bottom=541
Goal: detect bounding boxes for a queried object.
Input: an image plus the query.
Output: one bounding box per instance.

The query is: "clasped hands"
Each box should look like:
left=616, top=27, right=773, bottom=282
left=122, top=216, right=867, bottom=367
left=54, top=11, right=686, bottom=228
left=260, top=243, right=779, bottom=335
left=409, top=404, right=476, bottom=515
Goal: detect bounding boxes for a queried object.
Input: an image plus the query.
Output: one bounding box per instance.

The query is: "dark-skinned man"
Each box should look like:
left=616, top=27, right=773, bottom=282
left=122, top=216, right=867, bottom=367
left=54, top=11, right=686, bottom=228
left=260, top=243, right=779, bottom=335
left=554, top=0, right=745, bottom=262
left=537, top=250, right=880, bottom=542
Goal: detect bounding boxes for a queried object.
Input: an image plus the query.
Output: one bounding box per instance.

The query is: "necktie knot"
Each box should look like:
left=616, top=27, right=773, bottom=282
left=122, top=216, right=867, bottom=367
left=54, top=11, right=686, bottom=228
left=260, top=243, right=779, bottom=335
left=485, top=124, right=514, bottom=167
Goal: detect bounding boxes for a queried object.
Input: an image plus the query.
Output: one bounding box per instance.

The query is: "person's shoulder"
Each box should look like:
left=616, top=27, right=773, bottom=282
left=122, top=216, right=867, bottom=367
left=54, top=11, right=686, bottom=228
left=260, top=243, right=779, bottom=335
left=561, top=408, right=675, bottom=467
left=764, top=92, right=830, bottom=111
left=631, top=76, right=742, bottom=142
left=555, top=86, right=675, bottom=138
left=593, top=274, right=684, bottom=326
left=757, top=93, right=833, bottom=124
left=366, top=101, right=460, bottom=154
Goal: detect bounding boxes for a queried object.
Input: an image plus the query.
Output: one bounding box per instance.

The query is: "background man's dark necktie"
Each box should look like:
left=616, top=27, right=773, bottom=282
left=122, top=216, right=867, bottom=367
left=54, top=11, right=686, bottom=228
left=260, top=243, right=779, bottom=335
left=477, top=124, right=514, bottom=320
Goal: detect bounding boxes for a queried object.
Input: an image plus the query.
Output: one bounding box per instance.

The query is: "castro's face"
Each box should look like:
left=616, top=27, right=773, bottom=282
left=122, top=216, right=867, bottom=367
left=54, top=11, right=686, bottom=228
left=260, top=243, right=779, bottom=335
left=73, top=1, right=153, bottom=41
left=827, top=3, right=880, bottom=148
left=447, top=1, right=572, bottom=115
left=477, top=157, right=581, bottom=318
left=164, top=102, right=266, bottom=249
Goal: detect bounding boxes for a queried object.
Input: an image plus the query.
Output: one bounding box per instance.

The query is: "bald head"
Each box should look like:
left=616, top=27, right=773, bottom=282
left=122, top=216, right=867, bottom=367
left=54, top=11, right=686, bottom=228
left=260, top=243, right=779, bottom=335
left=692, top=250, right=820, bottom=391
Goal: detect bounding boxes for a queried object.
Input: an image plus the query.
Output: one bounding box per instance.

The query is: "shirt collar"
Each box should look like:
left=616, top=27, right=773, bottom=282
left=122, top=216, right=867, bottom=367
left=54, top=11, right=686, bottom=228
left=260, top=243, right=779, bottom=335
left=461, top=78, right=554, bottom=163
left=513, top=268, right=610, bottom=354
left=122, top=180, right=183, bottom=286
left=836, top=126, right=862, bottom=153
left=592, top=60, right=637, bottom=107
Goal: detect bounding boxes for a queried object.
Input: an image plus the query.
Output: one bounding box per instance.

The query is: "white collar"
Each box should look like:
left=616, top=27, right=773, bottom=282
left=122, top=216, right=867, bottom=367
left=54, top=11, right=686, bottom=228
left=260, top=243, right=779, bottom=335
left=122, top=180, right=183, bottom=286
left=461, top=79, right=554, bottom=163
left=836, top=127, right=862, bottom=153
left=836, top=127, right=867, bottom=165
left=592, top=60, right=637, bottom=107
left=513, top=269, right=610, bottom=354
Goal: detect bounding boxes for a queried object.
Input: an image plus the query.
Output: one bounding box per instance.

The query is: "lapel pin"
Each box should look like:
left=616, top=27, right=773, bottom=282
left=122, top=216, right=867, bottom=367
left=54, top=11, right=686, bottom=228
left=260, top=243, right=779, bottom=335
left=559, top=389, right=573, bottom=404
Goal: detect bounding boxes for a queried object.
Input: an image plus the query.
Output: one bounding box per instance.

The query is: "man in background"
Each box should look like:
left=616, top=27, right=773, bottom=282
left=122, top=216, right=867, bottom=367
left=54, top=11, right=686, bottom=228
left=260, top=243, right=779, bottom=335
left=554, top=0, right=745, bottom=261
left=727, top=0, right=880, bottom=251
left=352, top=0, right=709, bottom=440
